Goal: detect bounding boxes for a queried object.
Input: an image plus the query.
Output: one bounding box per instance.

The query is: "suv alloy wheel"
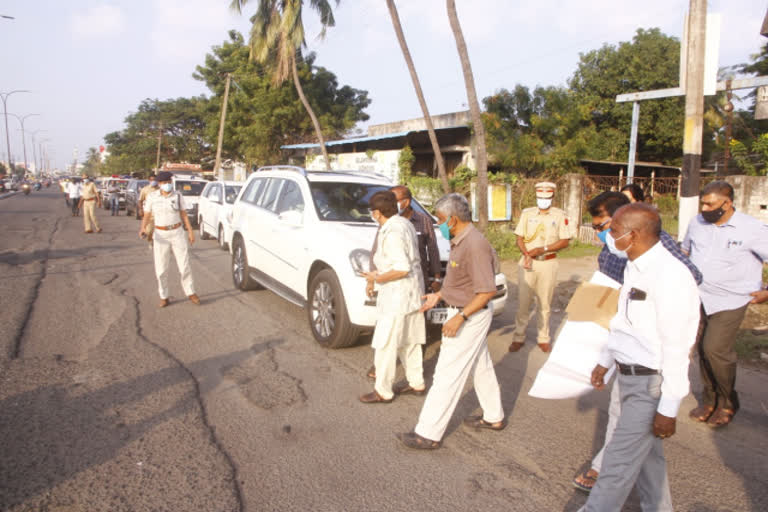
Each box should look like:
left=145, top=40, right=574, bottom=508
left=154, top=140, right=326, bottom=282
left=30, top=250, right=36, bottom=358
left=307, top=268, right=358, bottom=349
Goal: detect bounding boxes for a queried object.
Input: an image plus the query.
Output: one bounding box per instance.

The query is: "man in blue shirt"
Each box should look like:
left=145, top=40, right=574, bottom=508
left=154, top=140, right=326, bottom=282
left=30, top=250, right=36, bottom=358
left=572, top=191, right=702, bottom=494
left=683, top=181, right=768, bottom=428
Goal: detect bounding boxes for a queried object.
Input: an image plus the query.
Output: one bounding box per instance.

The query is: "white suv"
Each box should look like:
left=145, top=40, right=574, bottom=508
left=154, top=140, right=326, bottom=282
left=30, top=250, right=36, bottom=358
left=198, top=180, right=243, bottom=250
left=172, top=175, right=208, bottom=227
left=229, top=166, right=508, bottom=348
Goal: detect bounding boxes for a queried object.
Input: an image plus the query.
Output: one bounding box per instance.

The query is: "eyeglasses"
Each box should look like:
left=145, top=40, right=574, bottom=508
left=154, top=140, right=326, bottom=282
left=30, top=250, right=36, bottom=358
left=591, top=219, right=611, bottom=232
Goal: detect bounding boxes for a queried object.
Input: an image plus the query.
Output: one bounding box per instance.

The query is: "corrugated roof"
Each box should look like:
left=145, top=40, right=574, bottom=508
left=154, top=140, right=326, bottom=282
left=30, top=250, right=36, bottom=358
left=281, top=131, right=411, bottom=150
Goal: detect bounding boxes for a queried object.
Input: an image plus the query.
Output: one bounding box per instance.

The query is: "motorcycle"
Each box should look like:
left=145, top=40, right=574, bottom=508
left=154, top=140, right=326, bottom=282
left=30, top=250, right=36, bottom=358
left=22, top=183, right=30, bottom=195
left=33, top=182, right=42, bottom=191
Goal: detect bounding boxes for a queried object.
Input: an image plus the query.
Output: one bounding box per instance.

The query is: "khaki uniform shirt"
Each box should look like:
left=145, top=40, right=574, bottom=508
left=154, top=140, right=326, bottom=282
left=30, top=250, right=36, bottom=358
left=139, top=185, right=156, bottom=211
left=514, top=206, right=572, bottom=251
left=81, top=182, right=99, bottom=200
left=440, top=224, right=497, bottom=308
left=145, top=190, right=186, bottom=227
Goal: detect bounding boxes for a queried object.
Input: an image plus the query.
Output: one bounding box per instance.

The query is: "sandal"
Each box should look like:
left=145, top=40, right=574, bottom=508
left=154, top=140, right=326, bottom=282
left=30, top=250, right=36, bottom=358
left=706, top=408, right=735, bottom=428
left=359, top=390, right=392, bottom=404
left=393, top=382, right=426, bottom=396
left=463, top=415, right=507, bottom=431
left=572, top=469, right=599, bottom=493
left=689, top=405, right=715, bottom=423
left=397, top=431, right=441, bottom=450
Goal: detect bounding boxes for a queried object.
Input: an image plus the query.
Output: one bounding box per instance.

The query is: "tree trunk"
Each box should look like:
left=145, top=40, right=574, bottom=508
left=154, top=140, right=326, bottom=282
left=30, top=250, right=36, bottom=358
left=292, top=54, right=332, bottom=170
left=446, top=0, right=488, bottom=230
left=386, top=0, right=450, bottom=193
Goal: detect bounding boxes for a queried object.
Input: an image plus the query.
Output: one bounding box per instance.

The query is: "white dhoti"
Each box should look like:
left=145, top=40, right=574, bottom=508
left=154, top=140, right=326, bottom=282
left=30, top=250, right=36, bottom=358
left=372, top=311, right=425, bottom=400
left=415, top=306, right=503, bottom=442
left=153, top=227, right=195, bottom=299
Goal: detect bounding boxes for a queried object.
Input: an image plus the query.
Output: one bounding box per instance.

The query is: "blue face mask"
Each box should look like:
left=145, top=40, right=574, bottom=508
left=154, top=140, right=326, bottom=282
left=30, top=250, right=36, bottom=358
left=160, top=183, right=173, bottom=193
left=438, top=217, right=453, bottom=241
left=597, top=228, right=609, bottom=244
left=150, top=180, right=158, bottom=187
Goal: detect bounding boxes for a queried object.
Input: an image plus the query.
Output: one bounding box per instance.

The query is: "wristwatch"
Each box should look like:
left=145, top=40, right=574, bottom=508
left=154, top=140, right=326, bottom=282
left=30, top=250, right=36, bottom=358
left=460, top=311, right=469, bottom=321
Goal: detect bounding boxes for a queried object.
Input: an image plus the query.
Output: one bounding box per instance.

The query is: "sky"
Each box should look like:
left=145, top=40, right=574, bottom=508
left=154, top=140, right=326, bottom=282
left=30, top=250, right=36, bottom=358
left=0, top=0, right=766, bottom=171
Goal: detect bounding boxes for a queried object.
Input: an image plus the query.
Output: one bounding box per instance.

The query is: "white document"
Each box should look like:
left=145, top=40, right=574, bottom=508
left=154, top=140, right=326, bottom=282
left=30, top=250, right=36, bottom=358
left=528, top=271, right=620, bottom=400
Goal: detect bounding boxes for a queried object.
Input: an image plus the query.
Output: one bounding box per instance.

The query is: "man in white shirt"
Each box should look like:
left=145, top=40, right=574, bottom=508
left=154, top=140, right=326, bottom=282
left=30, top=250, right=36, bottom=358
left=580, top=204, right=700, bottom=512
left=67, top=179, right=82, bottom=216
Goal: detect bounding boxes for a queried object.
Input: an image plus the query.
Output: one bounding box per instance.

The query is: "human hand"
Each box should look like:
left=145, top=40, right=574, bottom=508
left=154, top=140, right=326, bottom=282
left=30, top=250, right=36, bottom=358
left=360, top=271, right=378, bottom=283
left=442, top=314, right=464, bottom=337
left=528, top=247, right=544, bottom=258
left=749, top=289, right=768, bottom=304
left=430, top=280, right=442, bottom=293
left=652, top=413, right=676, bottom=439
left=366, top=281, right=375, bottom=298
left=590, top=365, right=609, bottom=390
left=188, top=231, right=195, bottom=244
left=419, top=293, right=440, bottom=312
left=138, top=229, right=146, bottom=240
left=523, top=255, right=533, bottom=270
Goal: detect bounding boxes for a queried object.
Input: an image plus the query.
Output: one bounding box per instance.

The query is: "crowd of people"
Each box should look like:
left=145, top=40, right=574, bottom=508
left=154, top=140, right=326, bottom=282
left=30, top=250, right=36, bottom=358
left=360, top=180, right=767, bottom=512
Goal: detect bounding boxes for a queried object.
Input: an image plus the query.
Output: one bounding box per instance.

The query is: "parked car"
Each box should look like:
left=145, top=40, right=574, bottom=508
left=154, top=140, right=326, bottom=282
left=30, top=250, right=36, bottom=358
left=198, top=180, right=243, bottom=250
left=125, top=179, right=150, bottom=218
left=101, top=178, right=130, bottom=211
left=172, top=175, right=207, bottom=227
left=228, top=166, right=508, bottom=349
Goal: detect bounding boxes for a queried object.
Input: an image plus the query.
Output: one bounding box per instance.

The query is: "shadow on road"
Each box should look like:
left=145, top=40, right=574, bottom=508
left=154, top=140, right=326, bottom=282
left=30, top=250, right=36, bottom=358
left=0, top=343, right=279, bottom=508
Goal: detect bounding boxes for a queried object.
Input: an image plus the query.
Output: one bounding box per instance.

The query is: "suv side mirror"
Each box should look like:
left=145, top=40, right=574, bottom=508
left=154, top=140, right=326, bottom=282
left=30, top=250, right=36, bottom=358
left=278, top=209, right=303, bottom=226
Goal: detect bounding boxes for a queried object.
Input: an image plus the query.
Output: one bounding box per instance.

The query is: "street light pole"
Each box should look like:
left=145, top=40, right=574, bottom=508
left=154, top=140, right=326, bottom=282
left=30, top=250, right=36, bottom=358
left=0, top=90, right=29, bottom=170
left=9, top=112, right=39, bottom=174
left=29, top=129, right=46, bottom=175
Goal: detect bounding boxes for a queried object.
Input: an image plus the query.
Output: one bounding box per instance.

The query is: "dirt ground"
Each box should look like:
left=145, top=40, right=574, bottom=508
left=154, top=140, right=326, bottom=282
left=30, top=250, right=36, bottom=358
left=500, top=255, right=768, bottom=370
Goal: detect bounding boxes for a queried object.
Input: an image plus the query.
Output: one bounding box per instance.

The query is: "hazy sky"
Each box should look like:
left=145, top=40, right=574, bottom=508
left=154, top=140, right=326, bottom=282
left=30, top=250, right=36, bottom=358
left=1, top=0, right=765, bottom=170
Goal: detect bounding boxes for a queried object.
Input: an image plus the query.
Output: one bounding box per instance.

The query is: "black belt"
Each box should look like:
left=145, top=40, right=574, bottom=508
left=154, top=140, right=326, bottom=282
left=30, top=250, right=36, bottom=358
left=617, top=362, right=658, bottom=376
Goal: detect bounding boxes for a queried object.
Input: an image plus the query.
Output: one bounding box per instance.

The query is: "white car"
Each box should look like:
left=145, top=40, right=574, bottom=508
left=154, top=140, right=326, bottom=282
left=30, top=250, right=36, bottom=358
left=198, top=180, right=243, bottom=250
left=229, top=166, right=508, bottom=349
left=171, top=175, right=207, bottom=227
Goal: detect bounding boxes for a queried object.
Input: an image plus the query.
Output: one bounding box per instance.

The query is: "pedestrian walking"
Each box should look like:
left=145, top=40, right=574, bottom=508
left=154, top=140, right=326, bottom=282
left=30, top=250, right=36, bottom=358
left=358, top=191, right=425, bottom=404
left=684, top=181, right=768, bottom=428
left=509, top=181, right=572, bottom=353
left=398, top=193, right=504, bottom=450
left=580, top=203, right=700, bottom=512
left=139, top=171, right=200, bottom=308
left=67, top=179, right=82, bottom=216
left=108, top=180, right=121, bottom=216
left=572, top=191, right=702, bottom=493
left=78, top=175, right=102, bottom=233
left=138, top=175, right=159, bottom=246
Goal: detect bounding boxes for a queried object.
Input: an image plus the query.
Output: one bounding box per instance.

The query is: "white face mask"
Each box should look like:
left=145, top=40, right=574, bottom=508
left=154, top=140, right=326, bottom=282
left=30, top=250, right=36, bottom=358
left=537, top=198, right=552, bottom=210
left=160, top=183, right=173, bottom=193
left=606, top=230, right=631, bottom=259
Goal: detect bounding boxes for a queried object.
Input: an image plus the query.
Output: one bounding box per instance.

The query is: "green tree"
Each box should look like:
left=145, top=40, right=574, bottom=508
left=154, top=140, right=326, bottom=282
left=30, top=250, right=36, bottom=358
left=193, top=30, right=369, bottom=165
left=446, top=0, right=489, bottom=230
left=81, top=147, right=103, bottom=176
left=230, top=0, right=339, bottom=170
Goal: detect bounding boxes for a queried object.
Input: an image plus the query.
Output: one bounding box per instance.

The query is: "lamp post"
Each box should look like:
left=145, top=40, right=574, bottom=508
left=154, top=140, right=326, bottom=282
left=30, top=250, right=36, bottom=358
left=0, top=90, right=29, bottom=170
left=28, top=129, right=46, bottom=175
left=8, top=112, right=39, bottom=174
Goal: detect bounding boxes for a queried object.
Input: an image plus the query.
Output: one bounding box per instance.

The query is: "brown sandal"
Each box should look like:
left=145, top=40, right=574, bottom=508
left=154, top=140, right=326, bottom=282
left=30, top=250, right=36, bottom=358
left=359, top=390, right=392, bottom=404
left=397, top=431, right=441, bottom=450
left=463, top=415, right=507, bottom=431
left=689, top=405, right=715, bottom=423
left=573, top=469, right=599, bottom=493
left=706, top=408, right=735, bottom=428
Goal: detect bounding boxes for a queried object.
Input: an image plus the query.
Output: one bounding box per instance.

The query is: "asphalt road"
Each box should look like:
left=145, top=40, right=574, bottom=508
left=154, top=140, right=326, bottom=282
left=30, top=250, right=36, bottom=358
left=1, top=188, right=766, bottom=512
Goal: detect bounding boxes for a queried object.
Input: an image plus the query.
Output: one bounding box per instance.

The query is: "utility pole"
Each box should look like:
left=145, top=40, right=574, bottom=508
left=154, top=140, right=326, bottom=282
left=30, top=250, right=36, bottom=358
left=0, top=90, right=29, bottom=170
left=679, top=0, right=707, bottom=240
left=9, top=113, right=39, bottom=175
left=214, top=73, right=232, bottom=179
left=155, top=121, right=163, bottom=171
left=627, top=101, right=640, bottom=183
left=720, top=80, right=734, bottom=177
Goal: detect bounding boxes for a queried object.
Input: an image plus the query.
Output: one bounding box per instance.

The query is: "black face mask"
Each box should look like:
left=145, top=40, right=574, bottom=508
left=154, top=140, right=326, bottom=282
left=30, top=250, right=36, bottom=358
left=701, top=200, right=728, bottom=224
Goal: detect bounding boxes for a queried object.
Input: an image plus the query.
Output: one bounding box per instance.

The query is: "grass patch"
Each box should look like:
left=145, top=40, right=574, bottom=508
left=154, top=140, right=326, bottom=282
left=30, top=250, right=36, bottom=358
left=735, top=330, right=768, bottom=361
left=485, top=223, right=601, bottom=261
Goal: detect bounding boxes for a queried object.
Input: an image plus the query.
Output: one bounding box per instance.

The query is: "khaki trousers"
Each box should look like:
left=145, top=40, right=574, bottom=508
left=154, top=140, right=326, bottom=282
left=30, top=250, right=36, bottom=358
left=415, top=307, right=503, bottom=442
left=82, top=200, right=100, bottom=232
left=153, top=227, right=195, bottom=299
left=514, top=257, right=558, bottom=344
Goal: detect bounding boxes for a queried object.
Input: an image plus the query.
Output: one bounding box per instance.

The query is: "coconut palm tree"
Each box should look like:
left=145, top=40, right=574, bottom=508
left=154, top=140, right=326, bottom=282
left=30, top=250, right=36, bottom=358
left=385, top=0, right=449, bottom=193
left=446, top=0, right=488, bottom=229
left=230, top=0, right=336, bottom=170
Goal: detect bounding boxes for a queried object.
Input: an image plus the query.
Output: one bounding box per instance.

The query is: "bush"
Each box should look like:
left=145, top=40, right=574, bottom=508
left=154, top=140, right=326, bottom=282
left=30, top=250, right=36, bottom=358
left=484, top=223, right=521, bottom=260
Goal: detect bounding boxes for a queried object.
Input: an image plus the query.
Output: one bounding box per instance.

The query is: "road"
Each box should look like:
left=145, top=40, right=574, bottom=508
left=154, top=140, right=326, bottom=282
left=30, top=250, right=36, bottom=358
left=1, top=188, right=766, bottom=512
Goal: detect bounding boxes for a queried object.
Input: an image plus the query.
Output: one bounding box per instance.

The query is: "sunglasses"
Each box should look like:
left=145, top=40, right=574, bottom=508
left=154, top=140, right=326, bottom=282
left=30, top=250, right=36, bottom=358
left=591, top=219, right=611, bottom=232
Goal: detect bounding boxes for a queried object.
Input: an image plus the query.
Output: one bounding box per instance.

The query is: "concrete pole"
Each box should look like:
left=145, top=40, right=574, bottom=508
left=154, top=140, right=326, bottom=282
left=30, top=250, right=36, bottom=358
left=627, top=101, right=640, bottom=184
left=213, top=73, right=231, bottom=179
left=678, top=0, right=707, bottom=241
left=155, top=121, right=163, bottom=171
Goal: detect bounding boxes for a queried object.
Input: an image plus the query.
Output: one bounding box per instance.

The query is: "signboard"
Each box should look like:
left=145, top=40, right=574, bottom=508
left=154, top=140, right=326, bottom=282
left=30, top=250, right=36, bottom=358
left=470, top=183, right=512, bottom=222
left=304, top=150, right=401, bottom=183
left=756, top=86, right=768, bottom=120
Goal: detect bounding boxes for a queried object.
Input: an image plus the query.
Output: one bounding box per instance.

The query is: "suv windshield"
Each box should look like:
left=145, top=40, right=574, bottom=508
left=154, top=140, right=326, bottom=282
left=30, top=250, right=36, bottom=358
left=309, top=181, right=433, bottom=222
left=175, top=181, right=206, bottom=196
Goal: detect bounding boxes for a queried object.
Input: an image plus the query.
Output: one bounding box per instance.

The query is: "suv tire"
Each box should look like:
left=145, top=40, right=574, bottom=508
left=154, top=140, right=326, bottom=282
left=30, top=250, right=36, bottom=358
left=307, top=269, right=358, bottom=349
left=218, top=225, right=227, bottom=250
left=232, top=238, right=260, bottom=291
left=199, top=217, right=211, bottom=240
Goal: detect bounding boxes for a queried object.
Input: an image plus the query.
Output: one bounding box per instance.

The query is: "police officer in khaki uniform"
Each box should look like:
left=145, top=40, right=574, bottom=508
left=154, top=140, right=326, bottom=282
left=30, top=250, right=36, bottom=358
left=509, top=181, right=572, bottom=353
left=140, top=171, right=200, bottom=308
left=78, top=175, right=102, bottom=233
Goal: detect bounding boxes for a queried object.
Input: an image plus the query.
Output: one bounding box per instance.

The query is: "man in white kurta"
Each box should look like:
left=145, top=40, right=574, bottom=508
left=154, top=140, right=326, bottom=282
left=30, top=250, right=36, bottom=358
left=360, top=192, right=425, bottom=403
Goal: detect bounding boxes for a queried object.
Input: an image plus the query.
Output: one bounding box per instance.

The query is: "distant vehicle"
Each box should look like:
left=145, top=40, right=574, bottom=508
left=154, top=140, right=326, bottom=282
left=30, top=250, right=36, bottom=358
left=198, top=180, right=243, bottom=250
left=125, top=179, right=150, bottom=218
left=100, top=178, right=129, bottom=211
left=228, top=166, right=509, bottom=348
left=172, top=175, right=207, bottom=227
left=22, top=183, right=30, bottom=195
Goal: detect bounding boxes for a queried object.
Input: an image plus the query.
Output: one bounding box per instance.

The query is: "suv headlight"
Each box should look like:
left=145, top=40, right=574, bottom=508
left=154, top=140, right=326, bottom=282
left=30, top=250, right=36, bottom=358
left=349, top=249, right=371, bottom=275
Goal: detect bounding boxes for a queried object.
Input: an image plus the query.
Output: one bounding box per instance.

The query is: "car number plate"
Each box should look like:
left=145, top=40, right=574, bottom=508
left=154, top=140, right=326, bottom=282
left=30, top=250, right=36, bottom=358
left=428, top=309, right=449, bottom=324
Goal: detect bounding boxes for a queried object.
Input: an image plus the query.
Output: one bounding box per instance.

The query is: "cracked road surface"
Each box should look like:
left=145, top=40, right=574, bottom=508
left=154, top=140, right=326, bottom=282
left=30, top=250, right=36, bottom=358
left=1, top=189, right=767, bottom=511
